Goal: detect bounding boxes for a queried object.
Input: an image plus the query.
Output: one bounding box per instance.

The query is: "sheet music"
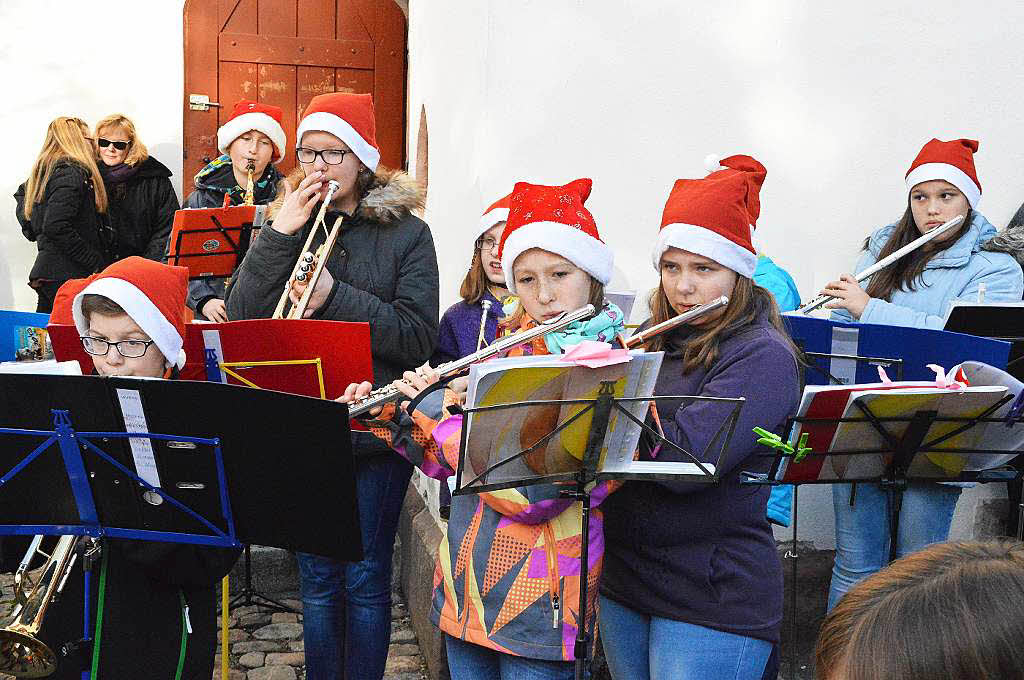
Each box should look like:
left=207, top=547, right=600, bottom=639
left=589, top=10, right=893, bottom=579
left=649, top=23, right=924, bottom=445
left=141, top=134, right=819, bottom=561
left=116, top=388, right=162, bottom=488
left=201, top=329, right=228, bottom=383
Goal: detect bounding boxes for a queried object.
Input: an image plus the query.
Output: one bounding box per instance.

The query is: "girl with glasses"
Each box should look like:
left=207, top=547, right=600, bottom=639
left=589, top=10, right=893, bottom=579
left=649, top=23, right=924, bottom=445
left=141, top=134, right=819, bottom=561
left=93, top=114, right=179, bottom=266
left=433, top=192, right=515, bottom=366
left=16, top=116, right=110, bottom=312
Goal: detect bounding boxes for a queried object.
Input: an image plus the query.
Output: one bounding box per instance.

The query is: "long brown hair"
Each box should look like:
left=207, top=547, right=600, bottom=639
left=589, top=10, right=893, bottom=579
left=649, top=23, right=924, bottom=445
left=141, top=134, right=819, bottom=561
left=460, top=248, right=491, bottom=304
left=95, top=114, right=149, bottom=167
left=863, top=205, right=971, bottom=301
left=815, top=540, right=1024, bottom=680
left=24, top=117, right=107, bottom=218
left=646, top=276, right=795, bottom=373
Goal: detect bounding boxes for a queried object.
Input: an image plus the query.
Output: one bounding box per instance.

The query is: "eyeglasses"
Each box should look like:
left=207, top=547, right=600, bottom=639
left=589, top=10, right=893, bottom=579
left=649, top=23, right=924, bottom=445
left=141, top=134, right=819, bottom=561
left=97, top=138, right=131, bottom=151
left=80, top=336, right=156, bottom=358
left=475, top=236, right=499, bottom=252
left=296, top=147, right=352, bottom=165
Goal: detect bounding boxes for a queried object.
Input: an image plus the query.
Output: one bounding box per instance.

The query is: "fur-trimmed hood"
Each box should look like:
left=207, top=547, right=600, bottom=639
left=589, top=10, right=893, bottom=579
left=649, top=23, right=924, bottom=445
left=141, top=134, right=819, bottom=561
left=268, top=166, right=424, bottom=225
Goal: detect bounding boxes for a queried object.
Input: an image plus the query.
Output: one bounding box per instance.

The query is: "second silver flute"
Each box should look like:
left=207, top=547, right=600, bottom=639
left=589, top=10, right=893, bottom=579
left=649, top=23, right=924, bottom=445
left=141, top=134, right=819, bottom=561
left=796, top=213, right=965, bottom=315
left=348, top=303, right=597, bottom=417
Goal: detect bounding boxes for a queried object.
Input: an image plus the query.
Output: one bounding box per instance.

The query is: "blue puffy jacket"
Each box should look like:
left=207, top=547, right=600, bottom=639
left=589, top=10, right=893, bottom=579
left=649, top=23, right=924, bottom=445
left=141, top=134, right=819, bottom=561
left=832, top=212, right=1024, bottom=328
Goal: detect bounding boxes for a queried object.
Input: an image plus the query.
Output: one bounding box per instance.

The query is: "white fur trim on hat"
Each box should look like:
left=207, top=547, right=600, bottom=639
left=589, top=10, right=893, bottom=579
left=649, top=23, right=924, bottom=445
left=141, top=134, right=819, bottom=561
left=217, top=112, right=287, bottom=163
left=72, top=278, right=185, bottom=369
left=500, top=222, right=614, bottom=293
left=297, top=111, right=380, bottom=171
left=477, top=208, right=510, bottom=239
left=653, top=223, right=758, bottom=278
left=906, top=162, right=981, bottom=209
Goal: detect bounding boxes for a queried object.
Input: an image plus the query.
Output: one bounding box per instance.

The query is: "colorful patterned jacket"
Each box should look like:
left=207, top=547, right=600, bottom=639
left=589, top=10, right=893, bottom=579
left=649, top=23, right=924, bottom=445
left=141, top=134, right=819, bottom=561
left=368, top=307, right=624, bottom=661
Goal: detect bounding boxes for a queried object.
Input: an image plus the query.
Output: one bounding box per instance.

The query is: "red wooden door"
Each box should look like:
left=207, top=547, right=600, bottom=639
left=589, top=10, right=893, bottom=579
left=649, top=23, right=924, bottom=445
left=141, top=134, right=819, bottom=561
left=183, top=0, right=407, bottom=195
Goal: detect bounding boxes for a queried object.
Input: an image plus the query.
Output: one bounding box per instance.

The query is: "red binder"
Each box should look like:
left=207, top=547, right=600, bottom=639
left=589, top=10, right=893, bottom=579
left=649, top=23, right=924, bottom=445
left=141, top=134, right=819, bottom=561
left=49, top=319, right=373, bottom=401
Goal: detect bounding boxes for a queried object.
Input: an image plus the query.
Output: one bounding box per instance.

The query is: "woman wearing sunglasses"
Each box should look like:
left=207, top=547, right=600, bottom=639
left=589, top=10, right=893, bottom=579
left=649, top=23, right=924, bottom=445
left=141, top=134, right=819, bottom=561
left=15, top=116, right=111, bottom=312
left=93, top=114, right=179, bottom=265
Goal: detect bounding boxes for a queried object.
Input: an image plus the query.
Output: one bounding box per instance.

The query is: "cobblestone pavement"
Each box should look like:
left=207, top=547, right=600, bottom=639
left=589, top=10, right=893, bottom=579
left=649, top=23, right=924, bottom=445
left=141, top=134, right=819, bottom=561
left=215, top=592, right=429, bottom=680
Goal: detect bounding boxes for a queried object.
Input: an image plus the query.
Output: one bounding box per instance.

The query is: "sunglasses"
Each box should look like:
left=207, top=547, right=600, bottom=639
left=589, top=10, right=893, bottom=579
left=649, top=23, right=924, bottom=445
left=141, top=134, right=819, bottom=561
left=97, top=138, right=131, bottom=151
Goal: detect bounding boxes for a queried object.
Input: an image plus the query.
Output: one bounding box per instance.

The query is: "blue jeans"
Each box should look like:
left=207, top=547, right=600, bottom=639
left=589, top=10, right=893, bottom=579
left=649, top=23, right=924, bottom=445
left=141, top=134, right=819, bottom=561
left=598, top=595, right=771, bottom=680
left=297, top=448, right=413, bottom=680
left=827, top=481, right=962, bottom=611
left=445, top=635, right=575, bottom=680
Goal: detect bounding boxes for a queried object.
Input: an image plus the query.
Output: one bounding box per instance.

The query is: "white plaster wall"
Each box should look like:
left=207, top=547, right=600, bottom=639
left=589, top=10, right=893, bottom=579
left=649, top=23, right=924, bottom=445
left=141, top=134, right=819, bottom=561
left=0, top=0, right=185, bottom=311
left=406, top=0, right=1024, bottom=546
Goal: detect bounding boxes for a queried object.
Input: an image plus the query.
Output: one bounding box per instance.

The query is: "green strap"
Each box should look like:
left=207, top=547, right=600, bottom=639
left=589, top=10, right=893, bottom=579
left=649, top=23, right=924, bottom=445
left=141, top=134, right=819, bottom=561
left=175, top=590, right=188, bottom=680
left=90, top=550, right=109, bottom=679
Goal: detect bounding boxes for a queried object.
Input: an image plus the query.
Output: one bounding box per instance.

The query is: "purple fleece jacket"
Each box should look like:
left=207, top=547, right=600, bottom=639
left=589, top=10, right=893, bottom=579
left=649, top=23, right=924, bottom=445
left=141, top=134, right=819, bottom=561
left=600, top=311, right=800, bottom=644
left=432, top=290, right=503, bottom=365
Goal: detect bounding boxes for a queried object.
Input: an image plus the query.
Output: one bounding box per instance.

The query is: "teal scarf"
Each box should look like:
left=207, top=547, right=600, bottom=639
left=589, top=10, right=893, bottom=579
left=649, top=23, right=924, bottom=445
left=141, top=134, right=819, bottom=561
left=544, top=302, right=626, bottom=354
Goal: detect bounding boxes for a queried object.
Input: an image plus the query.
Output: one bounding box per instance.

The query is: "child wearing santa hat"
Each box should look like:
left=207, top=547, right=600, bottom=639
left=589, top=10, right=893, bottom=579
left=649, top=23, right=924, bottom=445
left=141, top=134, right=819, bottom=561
left=432, top=192, right=515, bottom=366
left=183, top=100, right=288, bottom=322
left=19, top=257, right=238, bottom=679
left=226, top=92, right=438, bottom=680
left=596, top=155, right=800, bottom=680
left=823, top=138, right=1024, bottom=611
left=341, top=178, right=625, bottom=678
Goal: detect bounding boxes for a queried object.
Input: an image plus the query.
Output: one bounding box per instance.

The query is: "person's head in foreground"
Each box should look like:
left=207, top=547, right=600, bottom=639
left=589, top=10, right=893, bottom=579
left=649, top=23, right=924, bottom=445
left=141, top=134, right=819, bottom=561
left=816, top=539, right=1024, bottom=680
left=60, top=257, right=189, bottom=378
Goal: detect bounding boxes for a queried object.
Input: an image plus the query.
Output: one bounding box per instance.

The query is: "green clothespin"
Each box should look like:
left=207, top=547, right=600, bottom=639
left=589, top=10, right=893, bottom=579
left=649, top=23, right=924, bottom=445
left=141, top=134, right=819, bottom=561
left=752, top=427, right=813, bottom=462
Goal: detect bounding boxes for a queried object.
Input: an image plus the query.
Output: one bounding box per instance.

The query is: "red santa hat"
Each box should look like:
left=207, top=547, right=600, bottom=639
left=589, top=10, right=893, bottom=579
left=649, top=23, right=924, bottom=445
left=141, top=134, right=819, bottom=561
left=477, top=192, right=512, bottom=239
left=498, top=178, right=613, bottom=293
left=217, top=100, right=288, bottom=163
left=69, top=257, right=190, bottom=369
left=905, top=138, right=981, bottom=208
left=296, top=93, right=380, bottom=171
left=652, top=154, right=767, bottom=278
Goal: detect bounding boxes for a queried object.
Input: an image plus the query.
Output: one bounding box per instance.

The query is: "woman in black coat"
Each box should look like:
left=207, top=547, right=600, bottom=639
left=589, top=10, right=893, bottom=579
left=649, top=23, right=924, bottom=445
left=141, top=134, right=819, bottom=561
left=94, top=114, right=180, bottom=263
left=18, top=116, right=113, bottom=312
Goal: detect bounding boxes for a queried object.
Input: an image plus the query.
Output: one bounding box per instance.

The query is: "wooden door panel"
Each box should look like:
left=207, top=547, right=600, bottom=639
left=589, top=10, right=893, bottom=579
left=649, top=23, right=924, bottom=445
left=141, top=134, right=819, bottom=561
left=184, top=0, right=406, bottom=195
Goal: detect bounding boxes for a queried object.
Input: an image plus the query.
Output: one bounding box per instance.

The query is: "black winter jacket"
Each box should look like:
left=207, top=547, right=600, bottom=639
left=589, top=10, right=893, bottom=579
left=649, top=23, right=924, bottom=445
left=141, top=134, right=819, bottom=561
left=103, top=156, right=179, bottom=262
left=181, top=157, right=283, bottom=316
left=22, top=162, right=114, bottom=283
left=226, top=169, right=439, bottom=448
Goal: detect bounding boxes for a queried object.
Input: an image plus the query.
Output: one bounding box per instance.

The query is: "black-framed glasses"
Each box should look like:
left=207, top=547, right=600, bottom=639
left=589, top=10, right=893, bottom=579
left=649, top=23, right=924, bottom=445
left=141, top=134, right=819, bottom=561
left=97, top=138, right=131, bottom=151
left=80, top=336, right=156, bottom=358
left=296, top=147, right=352, bottom=165
left=475, top=236, right=499, bottom=252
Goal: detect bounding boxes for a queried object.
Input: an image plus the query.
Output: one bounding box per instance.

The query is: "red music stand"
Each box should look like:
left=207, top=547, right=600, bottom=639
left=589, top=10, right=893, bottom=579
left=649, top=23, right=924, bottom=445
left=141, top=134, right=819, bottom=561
left=166, top=205, right=267, bottom=280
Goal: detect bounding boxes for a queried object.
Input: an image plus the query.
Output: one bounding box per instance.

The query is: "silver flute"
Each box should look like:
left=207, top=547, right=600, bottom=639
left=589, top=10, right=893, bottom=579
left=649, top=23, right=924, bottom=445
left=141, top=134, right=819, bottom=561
left=796, top=214, right=965, bottom=315
left=348, top=303, right=596, bottom=417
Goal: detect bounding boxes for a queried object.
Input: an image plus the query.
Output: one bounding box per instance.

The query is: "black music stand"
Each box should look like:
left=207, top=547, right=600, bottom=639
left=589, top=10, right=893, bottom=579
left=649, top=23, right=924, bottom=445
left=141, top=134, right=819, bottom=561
left=454, top=381, right=744, bottom=680
left=746, top=396, right=1024, bottom=679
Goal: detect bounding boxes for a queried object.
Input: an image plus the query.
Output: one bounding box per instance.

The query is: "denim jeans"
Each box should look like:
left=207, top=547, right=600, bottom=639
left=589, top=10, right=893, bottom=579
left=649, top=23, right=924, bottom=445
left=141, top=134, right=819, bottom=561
left=598, top=595, right=771, bottom=680
left=297, top=447, right=413, bottom=680
left=445, top=635, right=575, bottom=680
left=827, top=481, right=962, bottom=611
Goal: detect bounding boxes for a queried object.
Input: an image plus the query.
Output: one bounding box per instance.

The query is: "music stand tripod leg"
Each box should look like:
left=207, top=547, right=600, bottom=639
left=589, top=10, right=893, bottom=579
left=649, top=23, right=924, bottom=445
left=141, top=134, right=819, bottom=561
left=227, top=545, right=300, bottom=615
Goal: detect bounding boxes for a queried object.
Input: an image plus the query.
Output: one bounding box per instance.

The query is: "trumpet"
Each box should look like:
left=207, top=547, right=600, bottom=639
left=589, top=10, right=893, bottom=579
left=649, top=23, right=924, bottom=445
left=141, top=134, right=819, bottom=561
left=272, top=180, right=344, bottom=319
left=243, top=159, right=256, bottom=206
left=348, top=303, right=597, bottom=417
left=796, top=214, right=965, bottom=315
left=0, top=536, right=90, bottom=678
left=620, top=295, right=730, bottom=348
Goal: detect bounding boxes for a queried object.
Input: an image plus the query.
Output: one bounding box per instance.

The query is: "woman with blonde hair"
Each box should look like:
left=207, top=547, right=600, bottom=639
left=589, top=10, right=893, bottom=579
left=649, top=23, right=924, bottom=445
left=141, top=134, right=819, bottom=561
left=16, top=116, right=112, bottom=312
left=93, top=114, right=179, bottom=263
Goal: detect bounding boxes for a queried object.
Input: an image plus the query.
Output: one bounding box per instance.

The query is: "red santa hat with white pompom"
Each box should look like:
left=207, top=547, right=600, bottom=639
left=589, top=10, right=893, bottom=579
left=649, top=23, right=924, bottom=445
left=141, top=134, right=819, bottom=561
left=477, top=192, right=512, bottom=239
left=217, top=100, right=288, bottom=163
left=652, top=154, right=767, bottom=278
left=498, top=178, right=613, bottom=293
left=68, top=257, right=190, bottom=369
left=904, top=138, right=982, bottom=208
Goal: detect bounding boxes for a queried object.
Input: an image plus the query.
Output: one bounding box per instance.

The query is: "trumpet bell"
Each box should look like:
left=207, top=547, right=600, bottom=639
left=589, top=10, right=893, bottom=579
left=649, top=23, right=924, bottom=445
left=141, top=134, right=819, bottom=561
left=0, top=628, right=57, bottom=678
